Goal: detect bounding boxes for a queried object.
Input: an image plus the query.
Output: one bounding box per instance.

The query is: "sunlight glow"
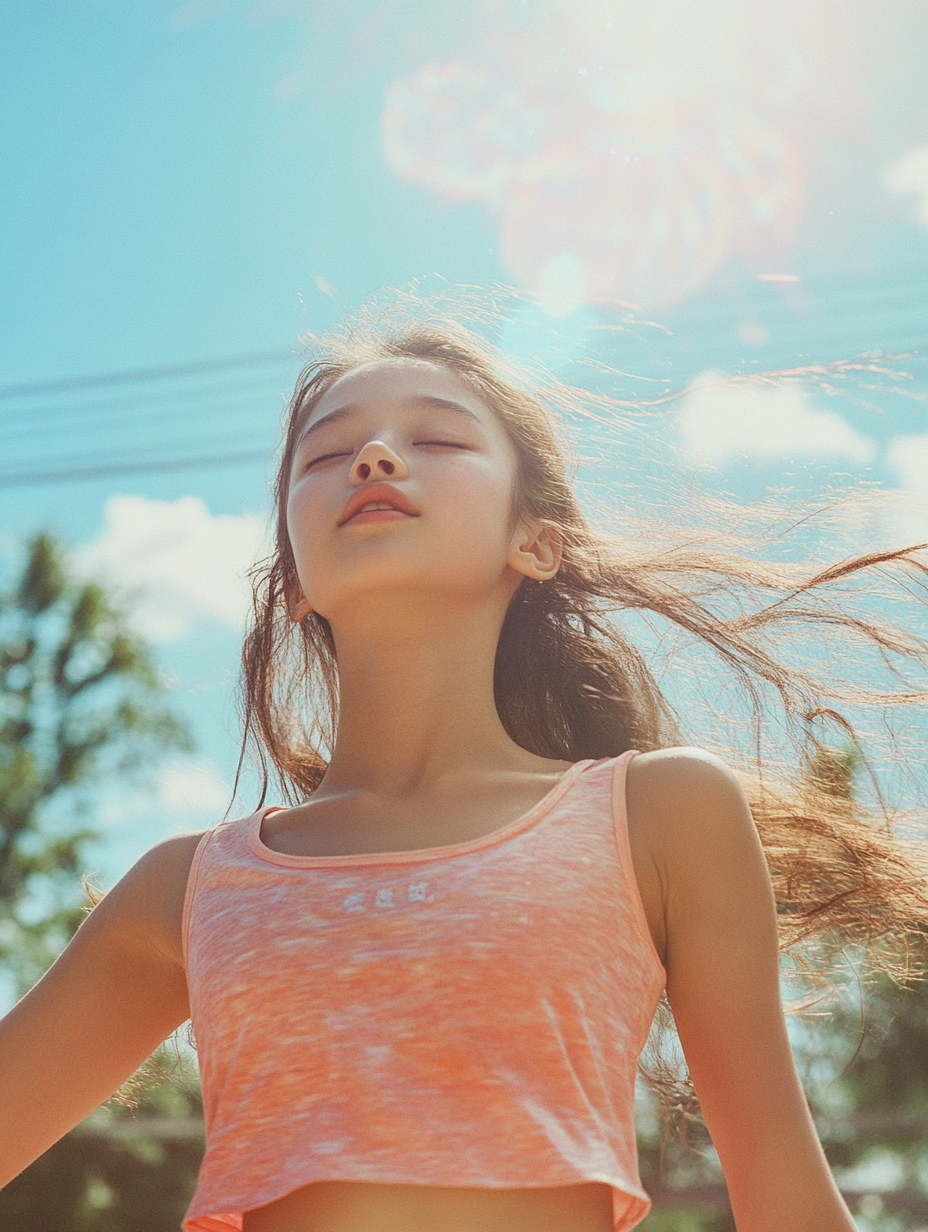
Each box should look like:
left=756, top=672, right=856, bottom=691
left=381, top=0, right=867, bottom=309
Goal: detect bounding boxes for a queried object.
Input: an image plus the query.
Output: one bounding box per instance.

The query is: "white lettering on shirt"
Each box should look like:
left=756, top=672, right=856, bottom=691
left=341, top=883, right=436, bottom=913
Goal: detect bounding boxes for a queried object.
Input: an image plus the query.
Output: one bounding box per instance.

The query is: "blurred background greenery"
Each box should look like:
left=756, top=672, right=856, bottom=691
left=1, top=536, right=926, bottom=1230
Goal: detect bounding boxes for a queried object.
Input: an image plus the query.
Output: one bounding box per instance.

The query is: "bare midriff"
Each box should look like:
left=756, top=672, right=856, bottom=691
left=241, top=1179, right=615, bottom=1232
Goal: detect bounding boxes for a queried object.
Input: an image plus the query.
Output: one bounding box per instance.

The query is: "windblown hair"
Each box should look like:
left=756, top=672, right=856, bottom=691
left=240, top=294, right=928, bottom=1123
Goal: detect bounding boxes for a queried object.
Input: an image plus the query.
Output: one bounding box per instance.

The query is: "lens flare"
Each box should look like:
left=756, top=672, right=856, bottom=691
left=174, top=0, right=927, bottom=310
left=381, top=0, right=864, bottom=309
left=383, top=63, right=544, bottom=206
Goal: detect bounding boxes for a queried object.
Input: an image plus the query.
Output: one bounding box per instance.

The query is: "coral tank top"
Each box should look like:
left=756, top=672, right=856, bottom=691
left=181, top=751, right=666, bottom=1232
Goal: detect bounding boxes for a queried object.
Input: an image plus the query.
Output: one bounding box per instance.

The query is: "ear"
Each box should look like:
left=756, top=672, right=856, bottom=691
left=508, top=520, right=562, bottom=582
left=285, top=574, right=313, bottom=623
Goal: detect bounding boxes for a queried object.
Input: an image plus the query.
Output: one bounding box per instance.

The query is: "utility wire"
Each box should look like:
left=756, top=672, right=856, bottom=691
left=5, top=331, right=921, bottom=439
left=0, top=375, right=289, bottom=429
left=1, top=392, right=284, bottom=441
left=0, top=450, right=272, bottom=487
left=3, top=271, right=922, bottom=403
left=1, top=285, right=923, bottom=488
left=0, top=349, right=295, bottom=400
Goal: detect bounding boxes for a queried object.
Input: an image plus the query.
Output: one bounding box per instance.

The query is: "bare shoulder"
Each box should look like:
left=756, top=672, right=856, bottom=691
left=625, top=747, right=770, bottom=969
left=627, top=745, right=746, bottom=811
left=626, top=746, right=758, bottom=876
left=85, top=831, right=207, bottom=971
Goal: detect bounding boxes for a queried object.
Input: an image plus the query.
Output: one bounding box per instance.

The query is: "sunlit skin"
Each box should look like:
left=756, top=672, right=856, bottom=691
left=0, top=360, right=856, bottom=1231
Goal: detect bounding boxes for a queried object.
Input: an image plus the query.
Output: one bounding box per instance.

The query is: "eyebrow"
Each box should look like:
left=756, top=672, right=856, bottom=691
left=297, top=395, right=482, bottom=443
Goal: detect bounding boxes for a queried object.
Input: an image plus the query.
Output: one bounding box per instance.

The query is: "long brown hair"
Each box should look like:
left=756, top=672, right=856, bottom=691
left=240, top=293, right=928, bottom=1117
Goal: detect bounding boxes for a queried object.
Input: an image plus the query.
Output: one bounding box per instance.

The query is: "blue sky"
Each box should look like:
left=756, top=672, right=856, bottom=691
left=1, top=0, right=926, bottom=891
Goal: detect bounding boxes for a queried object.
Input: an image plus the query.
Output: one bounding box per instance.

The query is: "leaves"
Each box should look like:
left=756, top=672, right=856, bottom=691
left=0, top=532, right=191, bottom=991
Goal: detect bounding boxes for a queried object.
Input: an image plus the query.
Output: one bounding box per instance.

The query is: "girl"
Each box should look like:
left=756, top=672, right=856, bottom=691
left=1, top=300, right=926, bottom=1232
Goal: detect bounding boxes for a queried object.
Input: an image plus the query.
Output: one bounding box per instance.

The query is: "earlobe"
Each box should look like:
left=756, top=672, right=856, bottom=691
left=285, top=575, right=313, bottom=623
left=289, top=597, right=313, bottom=623
left=510, top=522, right=563, bottom=582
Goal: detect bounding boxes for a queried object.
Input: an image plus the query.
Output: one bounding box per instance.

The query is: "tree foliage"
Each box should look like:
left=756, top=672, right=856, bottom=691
left=0, top=1057, right=204, bottom=1232
left=807, top=751, right=928, bottom=1220
left=637, top=747, right=928, bottom=1228
left=0, top=532, right=191, bottom=992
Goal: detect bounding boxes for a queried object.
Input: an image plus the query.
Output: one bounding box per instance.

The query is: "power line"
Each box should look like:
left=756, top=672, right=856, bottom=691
left=0, top=350, right=296, bottom=400
left=1, top=375, right=288, bottom=429
left=3, top=272, right=923, bottom=403
left=0, top=426, right=279, bottom=486
left=2, top=392, right=283, bottom=440
left=1, top=290, right=922, bottom=488
left=0, top=450, right=272, bottom=487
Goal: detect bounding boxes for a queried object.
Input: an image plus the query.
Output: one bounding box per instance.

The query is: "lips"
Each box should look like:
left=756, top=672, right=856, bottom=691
left=338, top=483, right=420, bottom=527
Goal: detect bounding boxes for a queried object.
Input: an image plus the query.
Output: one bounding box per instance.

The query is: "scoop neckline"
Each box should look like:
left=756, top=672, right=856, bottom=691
left=246, top=758, right=597, bottom=868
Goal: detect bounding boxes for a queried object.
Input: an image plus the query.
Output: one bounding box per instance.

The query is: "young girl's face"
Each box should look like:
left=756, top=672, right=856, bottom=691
left=286, top=358, right=532, bottom=622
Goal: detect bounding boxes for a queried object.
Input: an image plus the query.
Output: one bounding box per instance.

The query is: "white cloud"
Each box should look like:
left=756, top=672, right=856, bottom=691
left=884, top=143, right=928, bottom=228
left=77, top=495, right=268, bottom=642
left=886, top=433, right=928, bottom=545
left=678, top=372, right=876, bottom=467
left=157, top=760, right=233, bottom=816
left=888, top=432, right=928, bottom=497
left=90, top=760, right=237, bottom=879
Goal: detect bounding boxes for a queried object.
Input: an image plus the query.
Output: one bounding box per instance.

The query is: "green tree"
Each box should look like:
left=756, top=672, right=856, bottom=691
left=0, top=1061, right=205, bottom=1232
left=814, top=959, right=928, bottom=1227
left=637, top=747, right=928, bottom=1229
left=792, top=748, right=928, bottom=1224
left=0, top=531, right=191, bottom=994
left=0, top=532, right=204, bottom=1232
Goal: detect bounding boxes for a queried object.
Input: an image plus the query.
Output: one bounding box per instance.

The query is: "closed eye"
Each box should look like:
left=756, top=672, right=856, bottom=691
left=305, top=440, right=468, bottom=470
left=304, top=450, right=352, bottom=469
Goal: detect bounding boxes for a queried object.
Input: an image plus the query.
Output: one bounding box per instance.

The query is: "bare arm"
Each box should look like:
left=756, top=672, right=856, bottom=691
left=0, top=831, right=203, bottom=1187
left=627, top=749, right=855, bottom=1232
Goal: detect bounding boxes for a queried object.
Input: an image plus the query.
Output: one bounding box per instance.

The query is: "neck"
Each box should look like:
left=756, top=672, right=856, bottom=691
left=319, top=592, right=536, bottom=795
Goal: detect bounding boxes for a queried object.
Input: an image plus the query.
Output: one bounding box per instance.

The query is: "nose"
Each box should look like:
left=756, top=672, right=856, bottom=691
left=350, top=439, right=409, bottom=485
